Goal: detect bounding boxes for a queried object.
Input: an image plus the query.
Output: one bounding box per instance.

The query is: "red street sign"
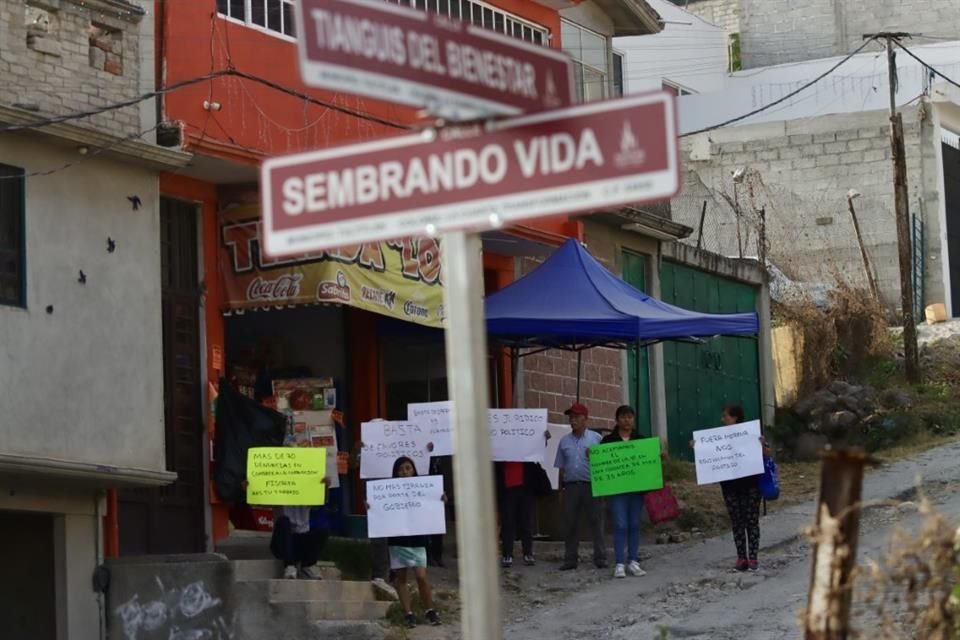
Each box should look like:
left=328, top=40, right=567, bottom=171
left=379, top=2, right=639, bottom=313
left=294, top=0, right=573, bottom=120
left=261, top=92, right=679, bottom=256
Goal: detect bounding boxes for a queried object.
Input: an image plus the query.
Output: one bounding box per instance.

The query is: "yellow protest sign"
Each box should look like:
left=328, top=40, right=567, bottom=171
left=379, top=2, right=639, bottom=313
left=247, top=447, right=327, bottom=506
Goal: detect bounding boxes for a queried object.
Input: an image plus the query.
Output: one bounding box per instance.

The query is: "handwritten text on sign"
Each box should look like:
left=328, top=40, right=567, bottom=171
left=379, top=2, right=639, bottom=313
left=366, top=475, right=446, bottom=539
left=489, top=409, right=547, bottom=463
left=407, top=401, right=452, bottom=456
left=246, top=447, right=327, bottom=506
left=590, top=438, right=663, bottom=497
left=693, top=420, right=764, bottom=486
left=361, top=421, right=432, bottom=479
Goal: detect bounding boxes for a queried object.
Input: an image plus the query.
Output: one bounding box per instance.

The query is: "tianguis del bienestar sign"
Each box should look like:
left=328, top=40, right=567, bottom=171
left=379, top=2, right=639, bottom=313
left=260, top=92, right=679, bottom=256
left=294, top=0, right=574, bottom=120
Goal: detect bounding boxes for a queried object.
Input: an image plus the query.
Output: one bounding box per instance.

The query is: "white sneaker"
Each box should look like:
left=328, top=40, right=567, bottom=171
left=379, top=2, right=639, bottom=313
left=371, top=577, right=399, bottom=601
left=299, top=564, right=324, bottom=580
left=283, top=565, right=298, bottom=579
left=613, top=563, right=626, bottom=579
left=628, top=561, right=647, bottom=577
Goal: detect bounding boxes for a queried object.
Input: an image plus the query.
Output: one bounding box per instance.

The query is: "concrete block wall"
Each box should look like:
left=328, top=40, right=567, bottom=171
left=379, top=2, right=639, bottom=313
left=0, top=0, right=146, bottom=136
left=675, top=107, right=945, bottom=311
left=737, top=0, right=960, bottom=69
left=683, top=0, right=741, bottom=33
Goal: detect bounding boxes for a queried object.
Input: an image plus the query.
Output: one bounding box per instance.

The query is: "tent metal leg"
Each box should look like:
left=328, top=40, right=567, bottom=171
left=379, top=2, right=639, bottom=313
left=576, top=350, right=582, bottom=402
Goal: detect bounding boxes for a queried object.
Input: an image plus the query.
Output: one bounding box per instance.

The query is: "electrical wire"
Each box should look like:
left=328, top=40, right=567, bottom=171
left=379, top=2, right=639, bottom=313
left=892, top=39, right=960, bottom=91
left=679, top=36, right=880, bottom=137
left=0, top=69, right=413, bottom=134
left=0, top=123, right=164, bottom=180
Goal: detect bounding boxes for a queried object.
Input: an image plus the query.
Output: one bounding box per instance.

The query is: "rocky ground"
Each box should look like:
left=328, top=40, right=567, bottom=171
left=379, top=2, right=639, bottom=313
left=396, top=438, right=960, bottom=640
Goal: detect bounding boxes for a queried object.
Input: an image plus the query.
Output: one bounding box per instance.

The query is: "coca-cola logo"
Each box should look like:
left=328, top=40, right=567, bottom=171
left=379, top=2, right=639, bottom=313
left=317, top=270, right=351, bottom=303
left=361, top=285, right=397, bottom=309
left=247, top=274, right=303, bottom=301
left=403, top=300, right=429, bottom=319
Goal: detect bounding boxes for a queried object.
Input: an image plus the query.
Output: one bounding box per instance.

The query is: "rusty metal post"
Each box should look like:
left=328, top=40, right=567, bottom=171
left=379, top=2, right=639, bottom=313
left=846, top=195, right=881, bottom=303
left=804, top=447, right=873, bottom=640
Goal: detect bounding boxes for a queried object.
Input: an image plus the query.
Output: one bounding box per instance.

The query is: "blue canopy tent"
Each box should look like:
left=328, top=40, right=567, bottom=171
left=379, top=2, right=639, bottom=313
left=485, top=238, right=760, bottom=400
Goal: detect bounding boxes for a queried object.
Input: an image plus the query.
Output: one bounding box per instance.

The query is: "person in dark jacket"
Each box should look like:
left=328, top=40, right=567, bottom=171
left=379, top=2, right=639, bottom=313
left=600, top=405, right=648, bottom=579
left=495, top=461, right=550, bottom=568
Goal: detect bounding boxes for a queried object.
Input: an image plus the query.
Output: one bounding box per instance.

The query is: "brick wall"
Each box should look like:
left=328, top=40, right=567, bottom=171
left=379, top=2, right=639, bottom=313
left=737, top=0, right=960, bottom=68
left=0, top=1, right=146, bottom=137
left=516, top=252, right=626, bottom=431
left=674, top=107, right=944, bottom=311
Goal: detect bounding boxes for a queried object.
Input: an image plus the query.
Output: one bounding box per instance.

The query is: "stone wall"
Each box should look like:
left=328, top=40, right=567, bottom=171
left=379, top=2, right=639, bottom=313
left=0, top=0, right=147, bottom=137
left=674, top=107, right=944, bottom=312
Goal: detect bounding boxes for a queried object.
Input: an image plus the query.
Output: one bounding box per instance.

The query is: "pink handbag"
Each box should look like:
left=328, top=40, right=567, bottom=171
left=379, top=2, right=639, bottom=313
left=644, top=483, right=681, bottom=524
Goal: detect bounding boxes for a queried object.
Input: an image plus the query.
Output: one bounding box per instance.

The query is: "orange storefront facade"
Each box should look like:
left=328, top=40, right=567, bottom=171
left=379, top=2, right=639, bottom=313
left=111, top=0, right=589, bottom=553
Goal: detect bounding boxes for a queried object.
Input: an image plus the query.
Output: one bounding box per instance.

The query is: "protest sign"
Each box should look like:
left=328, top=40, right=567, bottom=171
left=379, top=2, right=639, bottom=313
left=693, top=419, right=764, bottom=486
left=246, top=447, right=327, bottom=506
left=589, top=438, right=663, bottom=497
left=488, top=409, right=548, bottom=463
left=360, top=421, right=432, bottom=479
left=366, top=475, right=447, bottom=539
left=407, top=401, right=453, bottom=456
left=545, top=423, right=571, bottom=490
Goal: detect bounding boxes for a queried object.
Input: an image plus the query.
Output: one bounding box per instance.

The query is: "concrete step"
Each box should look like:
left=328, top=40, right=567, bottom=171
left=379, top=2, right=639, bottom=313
left=233, top=559, right=342, bottom=582
left=268, top=579, right=376, bottom=603
left=302, top=599, right=392, bottom=621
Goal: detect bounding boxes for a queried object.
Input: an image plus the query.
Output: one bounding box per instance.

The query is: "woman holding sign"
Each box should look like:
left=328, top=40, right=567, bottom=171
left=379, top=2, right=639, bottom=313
left=717, top=404, right=772, bottom=572
left=600, top=405, right=648, bottom=580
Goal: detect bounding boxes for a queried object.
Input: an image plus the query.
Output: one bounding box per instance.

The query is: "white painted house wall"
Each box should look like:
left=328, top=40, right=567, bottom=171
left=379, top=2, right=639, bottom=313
left=616, top=0, right=729, bottom=95
left=0, top=137, right=166, bottom=473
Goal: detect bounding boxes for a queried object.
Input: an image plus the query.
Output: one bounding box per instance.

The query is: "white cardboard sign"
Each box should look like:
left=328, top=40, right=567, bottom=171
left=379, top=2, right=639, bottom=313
left=407, top=401, right=453, bottom=457
left=360, top=421, right=432, bottom=479
left=488, top=409, right=548, bottom=463
left=544, top=423, right=572, bottom=490
left=366, top=475, right=447, bottom=539
left=693, top=420, right=765, bottom=486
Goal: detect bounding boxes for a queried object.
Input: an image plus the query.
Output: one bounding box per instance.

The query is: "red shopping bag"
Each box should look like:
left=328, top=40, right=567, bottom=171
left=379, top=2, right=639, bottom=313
left=644, top=483, right=680, bottom=524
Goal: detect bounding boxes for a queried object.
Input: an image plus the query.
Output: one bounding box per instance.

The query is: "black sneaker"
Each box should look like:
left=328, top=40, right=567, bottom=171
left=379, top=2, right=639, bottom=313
left=404, top=613, right=417, bottom=628
left=501, top=556, right=513, bottom=568
left=558, top=563, right=577, bottom=571
left=523, top=554, right=536, bottom=566
left=425, top=609, right=441, bottom=626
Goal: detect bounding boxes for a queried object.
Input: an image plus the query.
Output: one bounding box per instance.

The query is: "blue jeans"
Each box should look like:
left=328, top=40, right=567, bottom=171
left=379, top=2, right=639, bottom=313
left=608, top=493, right=644, bottom=565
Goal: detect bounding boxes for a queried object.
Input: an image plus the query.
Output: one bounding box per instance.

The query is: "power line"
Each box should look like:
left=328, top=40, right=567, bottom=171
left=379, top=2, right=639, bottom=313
left=892, top=39, right=960, bottom=91
left=0, top=69, right=413, bottom=134
left=679, top=36, right=880, bottom=137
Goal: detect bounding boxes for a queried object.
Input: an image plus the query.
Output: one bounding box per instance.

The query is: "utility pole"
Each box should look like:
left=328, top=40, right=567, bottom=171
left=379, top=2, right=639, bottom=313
left=864, top=32, right=920, bottom=382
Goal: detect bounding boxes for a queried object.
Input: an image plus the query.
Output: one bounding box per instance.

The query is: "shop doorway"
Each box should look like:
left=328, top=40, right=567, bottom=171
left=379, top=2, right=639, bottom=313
left=0, top=510, right=55, bottom=639
left=943, top=143, right=960, bottom=316
left=119, top=197, right=206, bottom=554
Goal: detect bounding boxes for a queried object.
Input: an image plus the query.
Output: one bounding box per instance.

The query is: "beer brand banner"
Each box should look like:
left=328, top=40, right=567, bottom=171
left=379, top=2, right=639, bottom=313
left=221, top=212, right=444, bottom=327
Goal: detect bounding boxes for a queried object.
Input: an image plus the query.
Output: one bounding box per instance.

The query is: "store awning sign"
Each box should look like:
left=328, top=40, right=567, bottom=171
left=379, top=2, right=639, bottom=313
left=221, top=218, right=444, bottom=327
left=261, top=93, right=678, bottom=256
left=294, top=0, right=573, bottom=120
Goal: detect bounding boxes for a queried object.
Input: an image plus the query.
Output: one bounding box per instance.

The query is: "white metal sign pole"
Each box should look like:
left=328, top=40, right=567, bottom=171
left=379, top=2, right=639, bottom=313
left=440, top=230, right=503, bottom=640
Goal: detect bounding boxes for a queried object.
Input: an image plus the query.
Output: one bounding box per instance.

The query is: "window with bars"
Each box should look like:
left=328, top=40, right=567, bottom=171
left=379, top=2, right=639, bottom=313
left=385, top=0, right=549, bottom=45
left=0, top=164, right=25, bottom=308
left=561, top=20, right=609, bottom=102
left=216, top=0, right=296, bottom=38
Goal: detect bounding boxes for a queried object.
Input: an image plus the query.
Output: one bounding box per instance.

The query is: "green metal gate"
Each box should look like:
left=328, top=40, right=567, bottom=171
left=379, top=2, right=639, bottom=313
left=622, top=252, right=652, bottom=437
left=660, top=261, right=761, bottom=458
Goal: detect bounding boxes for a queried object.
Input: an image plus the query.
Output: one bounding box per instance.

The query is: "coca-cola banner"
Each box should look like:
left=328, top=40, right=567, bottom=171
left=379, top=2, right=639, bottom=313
left=221, top=212, right=443, bottom=327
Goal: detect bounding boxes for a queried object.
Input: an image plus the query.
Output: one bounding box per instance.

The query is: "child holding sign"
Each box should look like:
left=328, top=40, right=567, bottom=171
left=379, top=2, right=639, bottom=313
left=388, top=456, right=443, bottom=628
